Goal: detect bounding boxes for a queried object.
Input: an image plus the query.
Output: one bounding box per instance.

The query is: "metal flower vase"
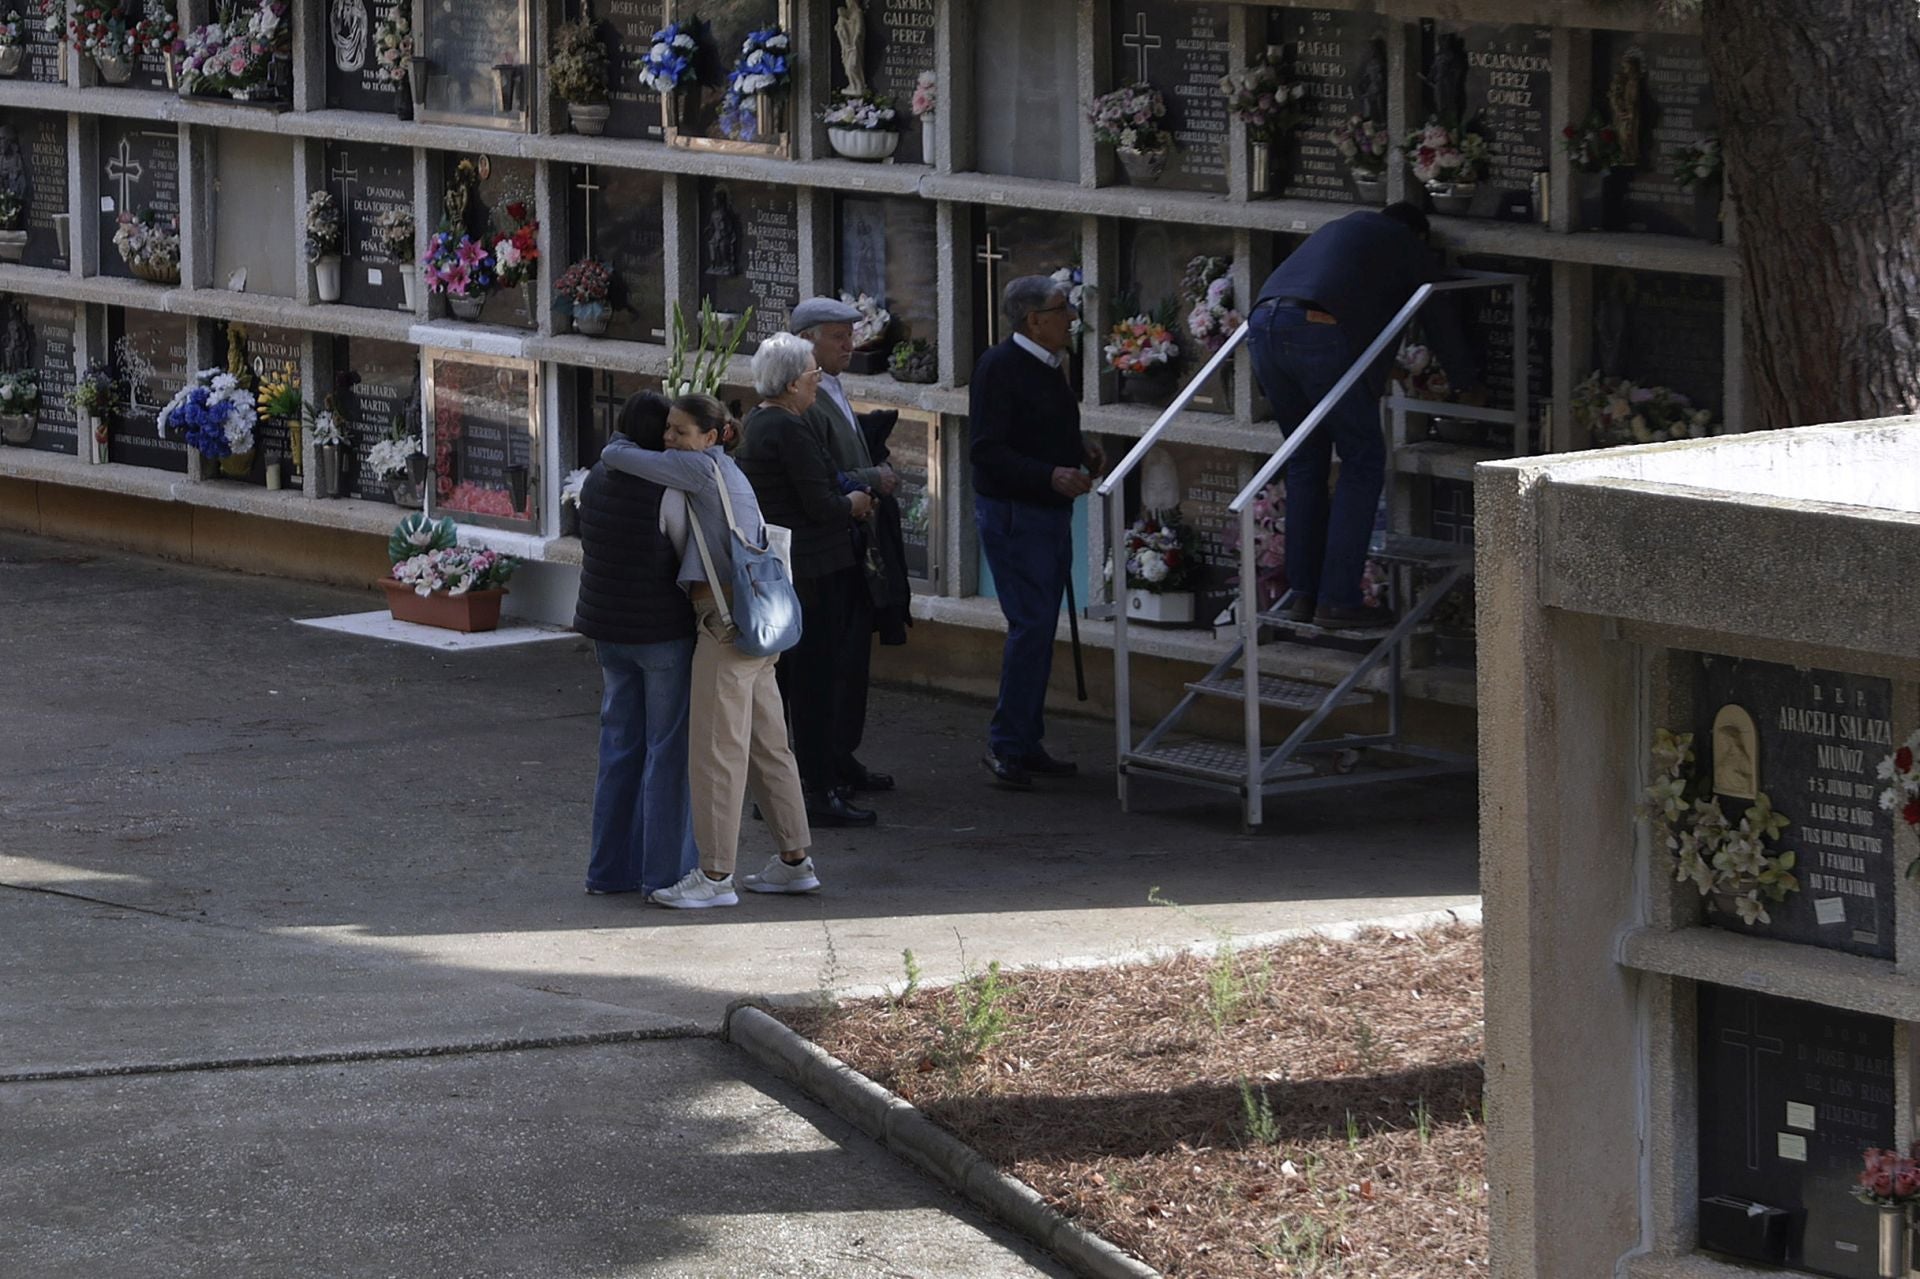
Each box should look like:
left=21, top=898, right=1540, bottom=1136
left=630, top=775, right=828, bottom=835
left=0, top=413, right=35, bottom=446
left=1877, top=1204, right=1909, bottom=1278
left=1117, top=146, right=1167, bottom=186
left=0, top=44, right=24, bottom=76
left=314, top=442, right=345, bottom=498
left=91, top=52, right=133, bottom=85
left=1250, top=140, right=1272, bottom=195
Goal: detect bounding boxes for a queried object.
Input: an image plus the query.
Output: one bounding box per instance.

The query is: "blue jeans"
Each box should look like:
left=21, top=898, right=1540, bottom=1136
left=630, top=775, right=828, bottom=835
left=1247, top=304, right=1385, bottom=609
left=587, top=637, right=697, bottom=894
left=976, top=495, right=1071, bottom=761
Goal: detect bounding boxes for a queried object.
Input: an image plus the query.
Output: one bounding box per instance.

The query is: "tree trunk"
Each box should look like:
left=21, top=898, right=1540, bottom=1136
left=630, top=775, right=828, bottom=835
left=1701, top=0, right=1920, bottom=429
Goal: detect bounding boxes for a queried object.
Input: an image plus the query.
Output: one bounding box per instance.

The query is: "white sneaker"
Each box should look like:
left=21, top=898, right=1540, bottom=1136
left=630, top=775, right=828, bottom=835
left=740, top=855, right=821, bottom=894
left=649, top=867, right=738, bottom=909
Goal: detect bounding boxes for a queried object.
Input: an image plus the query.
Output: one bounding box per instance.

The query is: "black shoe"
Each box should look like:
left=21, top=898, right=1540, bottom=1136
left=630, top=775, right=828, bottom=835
left=1017, top=750, right=1078, bottom=777
left=1312, top=603, right=1397, bottom=630
left=842, top=760, right=895, bottom=793
left=1281, top=591, right=1316, bottom=624
left=806, top=789, right=877, bottom=827
left=982, top=753, right=1033, bottom=790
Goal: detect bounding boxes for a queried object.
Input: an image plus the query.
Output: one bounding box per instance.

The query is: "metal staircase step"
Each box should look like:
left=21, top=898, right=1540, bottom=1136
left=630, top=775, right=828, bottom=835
left=1368, top=534, right=1474, bottom=569
left=1186, top=672, right=1372, bottom=711
left=1253, top=612, right=1434, bottom=642
left=1124, top=739, right=1315, bottom=783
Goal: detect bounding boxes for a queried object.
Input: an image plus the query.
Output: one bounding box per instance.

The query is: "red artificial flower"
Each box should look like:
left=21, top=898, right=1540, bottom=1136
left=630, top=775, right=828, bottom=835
left=1561, top=125, right=1575, bottom=138
left=1164, top=550, right=1182, bottom=568
left=505, top=201, right=528, bottom=223
left=1600, top=128, right=1617, bottom=143
left=1897, top=746, right=1913, bottom=773
left=1903, top=799, right=1920, bottom=827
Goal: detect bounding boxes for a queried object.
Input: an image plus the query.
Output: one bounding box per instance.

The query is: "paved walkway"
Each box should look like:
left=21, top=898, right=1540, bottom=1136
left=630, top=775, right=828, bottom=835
left=0, top=529, right=1478, bottom=1276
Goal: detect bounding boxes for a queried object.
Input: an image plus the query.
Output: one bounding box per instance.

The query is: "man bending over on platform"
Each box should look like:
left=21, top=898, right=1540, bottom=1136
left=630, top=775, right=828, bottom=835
left=1247, top=201, right=1481, bottom=630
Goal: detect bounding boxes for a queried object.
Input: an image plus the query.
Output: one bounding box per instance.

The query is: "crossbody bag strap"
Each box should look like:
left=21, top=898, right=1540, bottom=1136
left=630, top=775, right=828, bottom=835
left=685, top=508, right=734, bottom=630
left=705, top=453, right=767, bottom=552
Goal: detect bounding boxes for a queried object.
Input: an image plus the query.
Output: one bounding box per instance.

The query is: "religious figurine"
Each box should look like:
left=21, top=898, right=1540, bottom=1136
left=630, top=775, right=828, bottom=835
left=1426, top=34, right=1467, bottom=128
left=0, top=300, right=30, bottom=373
left=1608, top=54, right=1645, bottom=167
left=1711, top=704, right=1758, bottom=800
left=226, top=324, right=250, bottom=385
left=442, top=159, right=480, bottom=235
left=1356, top=39, right=1388, bottom=127
left=329, top=0, right=369, bottom=73
left=0, top=125, right=28, bottom=208
left=1593, top=272, right=1636, bottom=378
left=834, top=0, right=868, bottom=98
left=706, top=188, right=740, bottom=278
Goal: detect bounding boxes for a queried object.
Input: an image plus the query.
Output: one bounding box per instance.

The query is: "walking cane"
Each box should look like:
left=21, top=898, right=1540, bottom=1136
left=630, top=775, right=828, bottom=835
left=1064, top=578, right=1088, bottom=701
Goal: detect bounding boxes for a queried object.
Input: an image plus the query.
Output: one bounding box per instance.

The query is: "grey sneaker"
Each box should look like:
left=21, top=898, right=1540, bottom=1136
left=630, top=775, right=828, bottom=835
left=649, top=867, right=738, bottom=909
left=741, top=855, right=821, bottom=894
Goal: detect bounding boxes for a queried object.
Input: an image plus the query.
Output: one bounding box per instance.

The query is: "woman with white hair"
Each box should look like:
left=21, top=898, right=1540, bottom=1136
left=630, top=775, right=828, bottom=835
left=735, top=332, right=876, bottom=826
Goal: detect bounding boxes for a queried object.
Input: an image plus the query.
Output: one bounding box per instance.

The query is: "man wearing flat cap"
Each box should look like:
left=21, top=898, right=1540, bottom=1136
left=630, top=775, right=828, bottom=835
left=781, top=296, right=902, bottom=822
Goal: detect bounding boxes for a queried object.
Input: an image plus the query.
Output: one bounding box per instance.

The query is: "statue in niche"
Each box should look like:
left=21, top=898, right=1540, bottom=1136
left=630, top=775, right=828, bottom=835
left=1425, top=33, right=1467, bottom=128
left=1593, top=273, right=1636, bottom=379
left=706, top=188, right=740, bottom=278
left=442, top=159, right=480, bottom=235
left=1711, top=704, right=1758, bottom=800
left=329, top=0, right=369, bottom=72
left=0, top=125, right=28, bottom=208
left=1356, top=38, right=1388, bottom=126
left=1140, top=453, right=1179, bottom=513
left=0, top=299, right=30, bottom=373
left=1608, top=54, right=1645, bottom=166
left=834, top=0, right=869, bottom=98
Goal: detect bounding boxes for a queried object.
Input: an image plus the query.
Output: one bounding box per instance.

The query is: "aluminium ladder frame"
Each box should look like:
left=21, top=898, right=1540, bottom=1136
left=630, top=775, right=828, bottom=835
left=1096, top=270, right=1530, bottom=829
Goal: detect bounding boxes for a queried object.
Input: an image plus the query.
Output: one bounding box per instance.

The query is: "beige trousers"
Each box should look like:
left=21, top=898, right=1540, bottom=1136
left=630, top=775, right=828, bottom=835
left=689, top=595, right=811, bottom=876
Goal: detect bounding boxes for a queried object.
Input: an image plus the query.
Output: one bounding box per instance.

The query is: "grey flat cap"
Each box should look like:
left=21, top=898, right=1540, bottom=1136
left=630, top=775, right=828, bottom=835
left=789, top=296, right=864, bottom=331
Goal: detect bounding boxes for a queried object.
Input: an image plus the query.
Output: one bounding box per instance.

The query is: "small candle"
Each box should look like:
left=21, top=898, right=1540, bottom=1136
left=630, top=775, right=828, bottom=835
left=265, top=462, right=282, bottom=491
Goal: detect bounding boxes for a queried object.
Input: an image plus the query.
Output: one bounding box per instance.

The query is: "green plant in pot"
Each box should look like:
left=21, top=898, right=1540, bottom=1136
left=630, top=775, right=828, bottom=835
left=887, top=337, right=936, bottom=384
left=0, top=366, right=38, bottom=444
left=549, top=16, right=610, bottom=136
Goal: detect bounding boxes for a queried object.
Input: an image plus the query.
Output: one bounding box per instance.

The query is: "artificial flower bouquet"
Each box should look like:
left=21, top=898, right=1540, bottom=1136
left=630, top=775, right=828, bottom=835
left=840, top=290, right=891, bottom=349
left=131, top=0, right=175, bottom=58
left=160, top=367, right=257, bottom=460
left=1854, top=1145, right=1920, bottom=1207
left=1643, top=728, right=1798, bottom=925
left=1104, top=313, right=1178, bottom=375
left=304, top=190, right=342, bottom=262
left=1572, top=371, right=1717, bottom=447
left=1089, top=82, right=1170, bottom=156
left=393, top=542, right=517, bottom=597
left=1561, top=114, right=1628, bottom=173
left=637, top=20, right=697, bottom=93
left=1331, top=115, right=1392, bottom=178
left=113, top=207, right=180, bottom=282
left=1405, top=118, right=1488, bottom=186
left=421, top=230, right=495, bottom=301
left=367, top=429, right=422, bottom=481
left=547, top=15, right=609, bottom=104
left=910, top=70, right=935, bottom=119
left=1669, top=137, right=1722, bottom=190
left=491, top=201, right=539, bottom=290
left=375, top=207, right=414, bottom=262
left=1120, top=509, right=1202, bottom=593
left=1393, top=344, right=1453, bottom=401
left=0, top=367, right=38, bottom=415
left=66, top=2, right=130, bottom=61
left=372, top=8, right=410, bottom=85
left=178, top=0, right=289, bottom=100
left=1181, top=256, right=1242, bottom=356
left=721, top=25, right=790, bottom=141
left=823, top=90, right=897, bottom=132
left=1218, top=53, right=1308, bottom=144
left=555, top=256, right=613, bottom=307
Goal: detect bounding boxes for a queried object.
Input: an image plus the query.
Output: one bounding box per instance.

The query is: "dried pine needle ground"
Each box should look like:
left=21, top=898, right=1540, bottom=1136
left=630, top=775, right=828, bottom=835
left=777, top=923, right=1486, bottom=1278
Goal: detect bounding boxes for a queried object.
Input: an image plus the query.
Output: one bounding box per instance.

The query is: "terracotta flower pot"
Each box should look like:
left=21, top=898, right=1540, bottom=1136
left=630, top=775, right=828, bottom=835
left=379, top=579, right=506, bottom=632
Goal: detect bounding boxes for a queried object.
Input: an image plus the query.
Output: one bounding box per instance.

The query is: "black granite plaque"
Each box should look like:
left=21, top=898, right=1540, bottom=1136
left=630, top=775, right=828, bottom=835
left=335, top=336, right=418, bottom=501
left=575, top=367, right=656, bottom=467
left=97, top=121, right=178, bottom=283
left=837, top=195, right=937, bottom=345
left=19, top=296, right=75, bottom=455
left=862, top=0, right=936, bottom=165
left=14, top=110, right=67, bottom=270
left=328, top=141, right=411, bottom=310
left=1589, top=31, right=1718, bottom=238
left=226, top=323, right=303, bottom=487
left=24, top=15, right=61, bottom=84
left=420, top=0, right=527, bottom=126
left=1698, top=985, right=1893, bottom=1278
left=587, top=0, right=666, bottom=141
left=1687, top=653, right=1897, bottom=959
left=1424, top=21, right=1552, bottom=220
left=105, top=307, right=192, bottom=473
left=1270, top=7, right=1388, bottom=203
left=1106, top=0, right=1229, bottom=193
left=1593, top=268, right=1724, bottom=413
left=1455, top=253, right=1552, bottom=434
left=677, top=0, right=781, bottom=146
left=441, top=153, right=536, bottom=329
left=326, top=0, right=405, bottom=111
left=699, top=180, right=797, bottom=348
left=565, top=164, right=665, bottom=343
left=971, top=205, right=1080, bottom=357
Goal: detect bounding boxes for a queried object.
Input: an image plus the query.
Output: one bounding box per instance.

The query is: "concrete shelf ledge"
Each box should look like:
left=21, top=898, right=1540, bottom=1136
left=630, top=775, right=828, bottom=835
left=0, top=265, right=420, bottom=341
left=1625, top=1253, right=1782, bottom=1278
left=1080, top=400, right=1279, bottom=455
left=1619, top=925, right=1916, bottom=1021
left=1395, top=440, right=1510, bottom=482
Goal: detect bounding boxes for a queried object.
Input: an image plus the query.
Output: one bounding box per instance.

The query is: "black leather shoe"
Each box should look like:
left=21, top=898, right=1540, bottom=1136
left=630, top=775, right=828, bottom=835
left=1018, top=750, right=1078, bottom=777
left=806, top=789, right=877, bottom=827
left=982, top=753, right=1033, bottom=790
left=842, top=760, right=895, bottom=792
left=1281, top=591, right=1316, bottom=624
left=1313, top=603, right=1397, bottom=630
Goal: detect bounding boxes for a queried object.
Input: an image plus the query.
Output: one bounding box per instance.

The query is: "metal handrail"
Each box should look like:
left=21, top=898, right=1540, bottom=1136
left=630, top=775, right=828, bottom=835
left=1094, top=321, right=1250, bottom=499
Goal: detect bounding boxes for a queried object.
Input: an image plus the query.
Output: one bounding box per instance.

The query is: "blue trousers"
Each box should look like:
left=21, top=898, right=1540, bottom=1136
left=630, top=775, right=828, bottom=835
left=1247, top=304, right=1386, bottom=609
left=587, top=637, right=697, bottom=894
left=976, top=495, right=1071, bottom=761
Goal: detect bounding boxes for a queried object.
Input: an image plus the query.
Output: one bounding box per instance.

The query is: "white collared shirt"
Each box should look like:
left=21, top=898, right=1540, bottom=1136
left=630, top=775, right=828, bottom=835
left=818, top=371, right=860, bottom=441
left=1014, top=332, right=1063, bottom=369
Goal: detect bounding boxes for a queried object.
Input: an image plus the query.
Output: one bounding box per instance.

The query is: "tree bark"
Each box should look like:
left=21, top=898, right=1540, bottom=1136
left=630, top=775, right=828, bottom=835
left=1701, top=0, right=1920, bottom=429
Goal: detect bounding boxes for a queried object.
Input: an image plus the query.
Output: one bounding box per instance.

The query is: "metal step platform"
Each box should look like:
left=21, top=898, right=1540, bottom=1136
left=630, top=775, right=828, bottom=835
left=1185, top=672, right=1373, bottom=712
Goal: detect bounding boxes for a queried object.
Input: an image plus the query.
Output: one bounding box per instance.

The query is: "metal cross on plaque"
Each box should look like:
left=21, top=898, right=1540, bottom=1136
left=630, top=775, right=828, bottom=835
left=1721, top=995, right=1785, bottom=1172
left=1122, top=11, right=1161, bottom=84
left=976, top=229, right=1007, bottom=345
left=107, top=138, right=143, bottom=211
left=575, top=165, right=602, bottom=256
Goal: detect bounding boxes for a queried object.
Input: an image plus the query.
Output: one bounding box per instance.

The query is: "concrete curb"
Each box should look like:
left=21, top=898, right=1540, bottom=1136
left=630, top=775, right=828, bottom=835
left=725, top=1004, right=1160, bottom=1279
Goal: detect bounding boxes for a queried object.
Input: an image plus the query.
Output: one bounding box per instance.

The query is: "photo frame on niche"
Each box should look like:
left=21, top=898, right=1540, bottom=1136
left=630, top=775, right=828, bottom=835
left=421, top=348, right=542, bottom=532
left=415, top=0, right=533, bottom=131
left=660, top=0, right=794, bottom=158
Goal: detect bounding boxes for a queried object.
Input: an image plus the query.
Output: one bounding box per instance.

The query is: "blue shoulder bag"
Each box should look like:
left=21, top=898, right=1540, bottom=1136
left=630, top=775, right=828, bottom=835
left=686, top=456, right=802, bottom=657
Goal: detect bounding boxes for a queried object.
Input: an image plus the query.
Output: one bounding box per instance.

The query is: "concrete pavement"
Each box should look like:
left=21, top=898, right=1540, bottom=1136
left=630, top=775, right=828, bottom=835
left=0, top=529, right=1478, bottom=1276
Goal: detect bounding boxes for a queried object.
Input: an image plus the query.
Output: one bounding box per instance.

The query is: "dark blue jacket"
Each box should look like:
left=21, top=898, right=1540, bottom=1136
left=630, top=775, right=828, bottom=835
left=1256, top=211, right=1480, bottom=392
left=968, top=338, right=1084, bottom=508
left=572, top=437, right=695, bottom=646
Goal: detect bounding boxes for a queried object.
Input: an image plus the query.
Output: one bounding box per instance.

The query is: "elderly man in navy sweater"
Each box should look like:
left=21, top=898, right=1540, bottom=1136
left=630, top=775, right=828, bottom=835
left=1250, top=202, right=1480, bottom=628
left=969, top=275, right=1104, bottom=790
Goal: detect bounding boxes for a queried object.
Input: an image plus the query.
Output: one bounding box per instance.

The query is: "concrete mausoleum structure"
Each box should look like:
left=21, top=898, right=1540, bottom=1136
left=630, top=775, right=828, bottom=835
left=1481, top=418, right=1920, bottom=1277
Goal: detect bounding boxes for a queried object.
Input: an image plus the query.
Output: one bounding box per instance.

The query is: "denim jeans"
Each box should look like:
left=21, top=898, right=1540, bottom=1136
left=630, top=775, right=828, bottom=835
left=1247, top=304, right=1386, bottom=609
left=975, top=495, right=1072, bottom=761
left=587, top=637, right=697, bottom=894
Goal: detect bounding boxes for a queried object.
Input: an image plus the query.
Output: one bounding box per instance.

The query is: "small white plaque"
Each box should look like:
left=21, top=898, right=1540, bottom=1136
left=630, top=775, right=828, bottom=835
left=1815, top=897, right=1847, bottom=926
left=987, top=190, right=1005, bottom=203
left=1837, top=1241, right=1861, bottom=1253
left=367, top=268, right=384, bottom=286
left=1786, top=1102, right=1817, bottom=1131
left=1290, top=219, right=1308, bottom=231
left=100, top=196, right=114, bottom=212
left=848, top=175, right=867, bottom=188
left=1136, top=205, right=1154, bottom=216
left=1777, top=1132, right=1808, bottom=1162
